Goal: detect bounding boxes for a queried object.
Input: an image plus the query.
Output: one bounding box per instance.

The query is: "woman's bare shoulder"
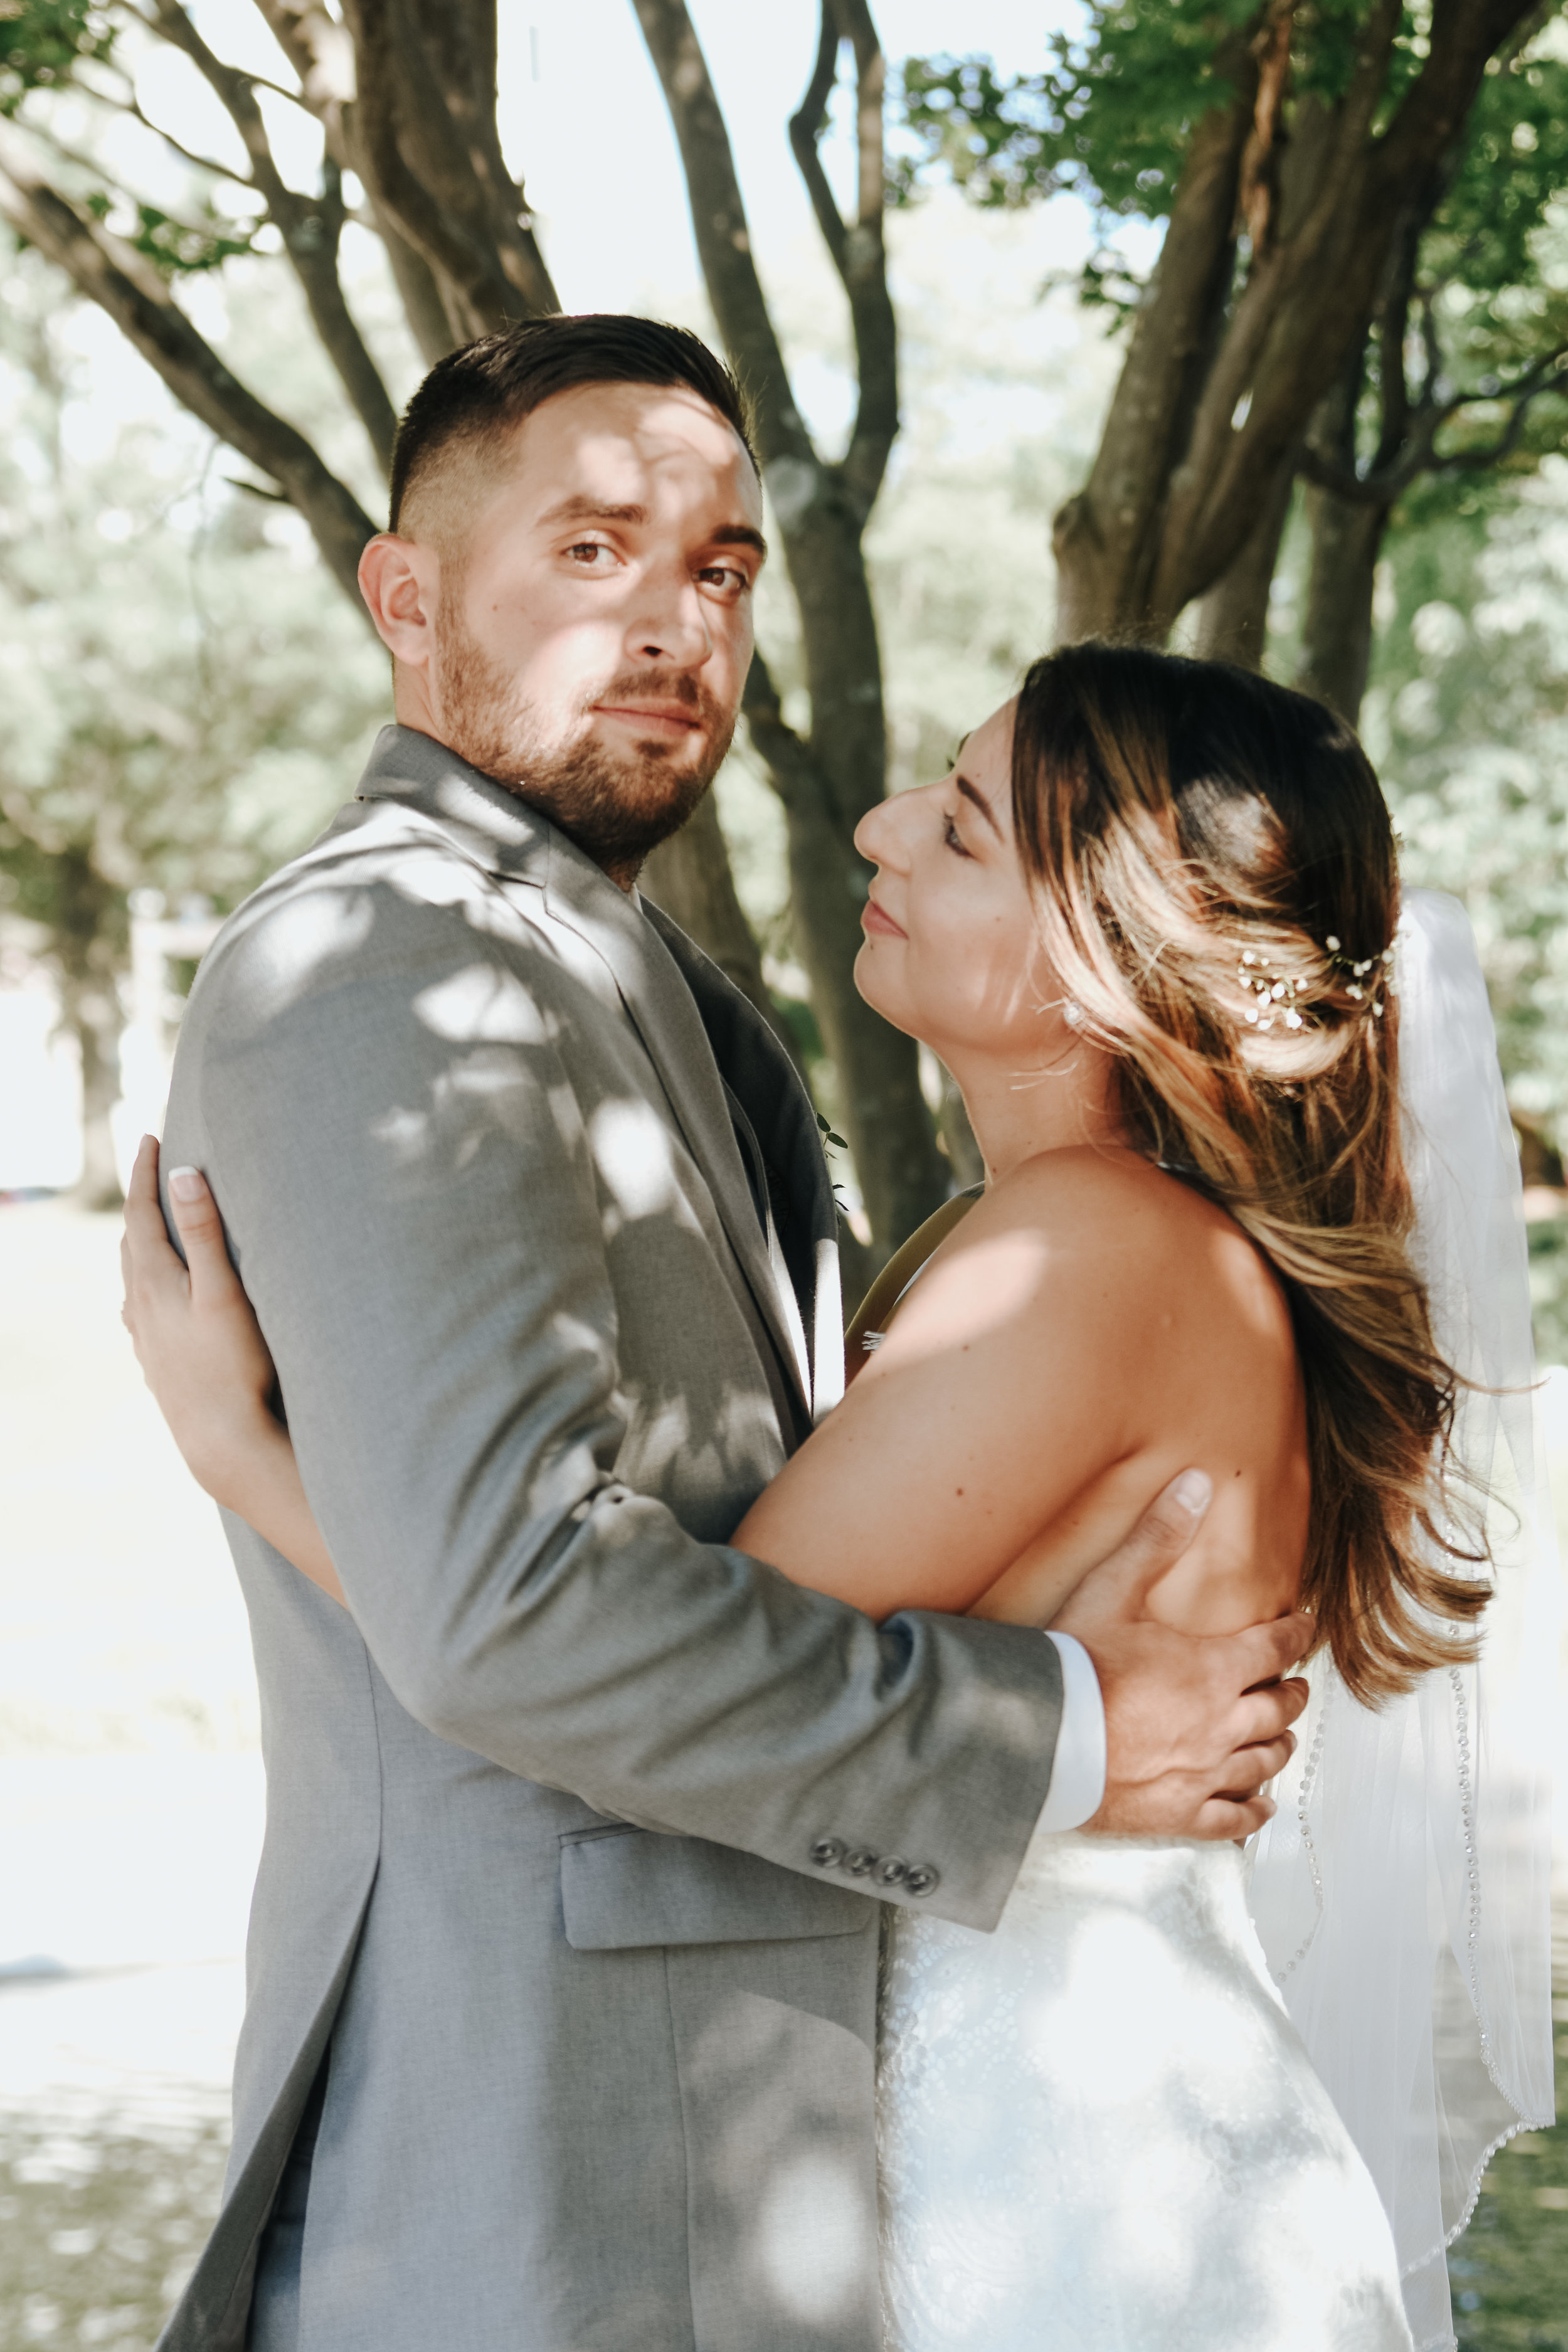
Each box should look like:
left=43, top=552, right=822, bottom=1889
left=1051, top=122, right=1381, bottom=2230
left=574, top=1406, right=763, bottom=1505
left=942, top=1145, right=1236, bottom=1276
left=909, top=1145, right=1288, bottom=1364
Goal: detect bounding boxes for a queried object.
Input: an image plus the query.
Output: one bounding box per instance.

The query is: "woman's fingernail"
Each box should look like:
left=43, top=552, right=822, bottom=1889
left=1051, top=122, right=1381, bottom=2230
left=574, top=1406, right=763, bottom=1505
left=1171, top=1469, right=1212, bottom=1515
left=168, top=1167, right=206, bottom=1203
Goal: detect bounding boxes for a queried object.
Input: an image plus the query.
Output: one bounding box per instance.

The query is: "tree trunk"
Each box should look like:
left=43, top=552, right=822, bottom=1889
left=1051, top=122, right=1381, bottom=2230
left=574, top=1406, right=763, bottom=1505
left=1192, top=461, right=1296, bottom=667
left=1052, top=1, right=1535, bottom=645
left=638, top=792, right=797, bottom=1062
left=1295, top=484, right=1390, bottom=725
left=50, top=849, right=127, bottom=1211
left=742, top=654, right=946, bottom=1262
left=635, top=0, right=948, bottom=1264
left=63, top=980, right=125, bottom=1210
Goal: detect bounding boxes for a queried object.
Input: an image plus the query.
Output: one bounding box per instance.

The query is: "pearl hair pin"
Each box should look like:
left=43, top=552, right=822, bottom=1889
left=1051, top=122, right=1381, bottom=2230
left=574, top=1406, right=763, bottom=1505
left=1236, top=936, right=1396, bottom=1030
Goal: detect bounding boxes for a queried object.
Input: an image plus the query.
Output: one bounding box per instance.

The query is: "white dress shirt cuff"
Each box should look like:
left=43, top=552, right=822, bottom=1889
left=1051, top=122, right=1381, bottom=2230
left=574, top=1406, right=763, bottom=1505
left=1035, top=1631, right=1108, bottom=1833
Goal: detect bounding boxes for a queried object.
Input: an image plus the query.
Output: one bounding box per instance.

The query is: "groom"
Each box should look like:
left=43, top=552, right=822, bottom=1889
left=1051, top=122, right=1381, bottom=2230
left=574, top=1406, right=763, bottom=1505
left=142, top=317, right=1308, bottom=2351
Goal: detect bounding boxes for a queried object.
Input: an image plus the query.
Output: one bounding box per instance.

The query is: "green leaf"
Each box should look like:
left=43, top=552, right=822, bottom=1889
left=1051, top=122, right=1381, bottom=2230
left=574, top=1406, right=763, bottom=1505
left=0, top=1, right=115, bottom=120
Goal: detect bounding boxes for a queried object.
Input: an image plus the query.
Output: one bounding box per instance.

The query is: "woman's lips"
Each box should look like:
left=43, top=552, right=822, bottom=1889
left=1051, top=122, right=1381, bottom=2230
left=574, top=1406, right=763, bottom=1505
left=862, top=896, right=906, bottom=940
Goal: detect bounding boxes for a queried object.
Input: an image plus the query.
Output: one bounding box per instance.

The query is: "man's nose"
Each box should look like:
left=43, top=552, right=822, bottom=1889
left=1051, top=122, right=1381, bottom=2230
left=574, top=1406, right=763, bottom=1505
left=625, top=567, right=713, bottom=670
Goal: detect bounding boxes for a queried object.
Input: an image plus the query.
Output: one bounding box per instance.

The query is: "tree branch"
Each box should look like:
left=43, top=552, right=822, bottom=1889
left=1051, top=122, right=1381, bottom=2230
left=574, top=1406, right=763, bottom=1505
left=824, top=0, right=897, bottom=519
left=339, top=0, right=556, bottom=342
left=787, top=9, right=845, bottom=273
left=144, top=0, right=400, bottom=478
left=1054, top=44, right=1253, bottom=638
left=741, top=647, right=835, bottom=819
left=784, top=6, right=898, bottom=521
left=93, top=83, right=257, bottom=190
left=1295, top=344, right=1568, bottom=502
left=780, top=3, right=893, bottom=519
left=0, top=132, right=379, bottom=613
left=247, top=0, right=455, bottom=364
left=248, top=1, right=356, bottom=161
left=1150, top=0, right=1538, bottom=624
left=630, top=0, right=814, bottom=479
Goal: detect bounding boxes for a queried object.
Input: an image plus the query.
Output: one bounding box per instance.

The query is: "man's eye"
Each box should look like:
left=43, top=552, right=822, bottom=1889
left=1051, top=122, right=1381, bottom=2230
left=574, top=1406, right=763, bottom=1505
left=698, top=564, right=750, bottom=597
left=565, top=541, right=617, bottom=568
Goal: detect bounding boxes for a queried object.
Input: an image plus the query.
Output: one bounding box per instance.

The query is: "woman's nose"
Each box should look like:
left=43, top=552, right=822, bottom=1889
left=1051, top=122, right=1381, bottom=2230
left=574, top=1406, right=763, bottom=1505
left=854, top=792, right=906, bottom=870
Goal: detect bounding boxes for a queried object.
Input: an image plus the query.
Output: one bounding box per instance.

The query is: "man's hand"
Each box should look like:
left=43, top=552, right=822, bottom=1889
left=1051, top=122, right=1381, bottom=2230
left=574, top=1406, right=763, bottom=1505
left=1052, top=1471, right=1312, bottom=1841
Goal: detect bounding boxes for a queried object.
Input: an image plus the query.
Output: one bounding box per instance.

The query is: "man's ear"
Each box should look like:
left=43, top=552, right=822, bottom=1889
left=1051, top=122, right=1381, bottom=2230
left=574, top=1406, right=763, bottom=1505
left=359, top=533, right=440, bottom=672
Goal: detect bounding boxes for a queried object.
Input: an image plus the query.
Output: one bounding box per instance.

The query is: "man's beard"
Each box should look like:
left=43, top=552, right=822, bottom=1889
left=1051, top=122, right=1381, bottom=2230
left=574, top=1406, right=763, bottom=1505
left=434, top=615, right=736, bottom=875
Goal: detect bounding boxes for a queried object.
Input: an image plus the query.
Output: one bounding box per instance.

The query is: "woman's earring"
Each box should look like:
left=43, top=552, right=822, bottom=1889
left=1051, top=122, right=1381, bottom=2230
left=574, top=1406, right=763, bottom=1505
left=1063, top=999, right=1084, bottom=1028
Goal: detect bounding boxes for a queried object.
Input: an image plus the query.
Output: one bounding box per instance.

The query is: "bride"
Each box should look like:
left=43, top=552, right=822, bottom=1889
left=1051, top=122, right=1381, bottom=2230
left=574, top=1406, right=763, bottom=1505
left=122, top=642, right=1554, bottom=2351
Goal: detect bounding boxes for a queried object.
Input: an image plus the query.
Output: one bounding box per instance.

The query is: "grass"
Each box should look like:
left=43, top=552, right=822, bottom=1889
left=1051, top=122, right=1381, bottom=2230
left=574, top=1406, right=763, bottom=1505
left=0, top=2111, right=227, bottom=2349
left=1452, top=1983, right=1568, bottom=2349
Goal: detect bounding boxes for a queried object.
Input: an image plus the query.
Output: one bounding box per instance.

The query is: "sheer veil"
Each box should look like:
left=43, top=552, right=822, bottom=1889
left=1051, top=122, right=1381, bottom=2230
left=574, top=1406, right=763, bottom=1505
left=1247, top=888, right=1559, bottom=2352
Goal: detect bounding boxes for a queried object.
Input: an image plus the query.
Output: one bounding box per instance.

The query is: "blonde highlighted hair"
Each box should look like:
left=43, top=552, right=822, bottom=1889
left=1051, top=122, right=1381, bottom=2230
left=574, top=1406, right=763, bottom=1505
left=1012, top=642, right=1485, bottom=1705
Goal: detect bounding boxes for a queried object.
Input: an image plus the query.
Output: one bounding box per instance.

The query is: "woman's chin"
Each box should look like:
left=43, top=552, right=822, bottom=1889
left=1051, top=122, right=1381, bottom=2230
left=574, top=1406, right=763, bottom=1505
left=852, top=943, right=926, bottom=1041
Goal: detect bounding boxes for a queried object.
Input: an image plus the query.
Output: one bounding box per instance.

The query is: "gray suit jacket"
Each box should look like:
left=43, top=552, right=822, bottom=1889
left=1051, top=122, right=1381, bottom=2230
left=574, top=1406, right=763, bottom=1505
left=156, top=726, right=1062, bottom=2352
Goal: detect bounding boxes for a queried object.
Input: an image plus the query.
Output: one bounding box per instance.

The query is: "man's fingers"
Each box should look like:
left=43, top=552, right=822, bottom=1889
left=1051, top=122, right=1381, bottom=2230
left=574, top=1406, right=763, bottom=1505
left=1192, top=1791, right=1277, bottom=1842
left=1226, top=1609, right=1315, bottom=1692
left=1065, top=1469, right=1213, bottom=1624
left=166, top=1164, right=238, bottom=1309
left=1214, top=1730, right=1296, bottom=1802
left=1227, top=1678, right=1309, bottom=1753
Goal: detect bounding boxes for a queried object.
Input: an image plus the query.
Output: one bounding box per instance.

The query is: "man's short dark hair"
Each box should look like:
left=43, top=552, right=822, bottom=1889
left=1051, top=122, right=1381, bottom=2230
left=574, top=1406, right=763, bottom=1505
left=388, top=314, right=758, bottom=534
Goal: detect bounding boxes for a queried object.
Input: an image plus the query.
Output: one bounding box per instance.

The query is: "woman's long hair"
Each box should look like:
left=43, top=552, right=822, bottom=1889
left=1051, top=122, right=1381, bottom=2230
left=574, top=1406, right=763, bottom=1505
left=1012, top=642, right=1486, bottom=1704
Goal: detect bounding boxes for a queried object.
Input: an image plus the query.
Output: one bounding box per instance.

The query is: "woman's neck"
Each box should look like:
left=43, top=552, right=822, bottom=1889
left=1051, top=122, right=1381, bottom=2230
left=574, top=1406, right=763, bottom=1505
left=946, top=1040, right=1129, bottom=1187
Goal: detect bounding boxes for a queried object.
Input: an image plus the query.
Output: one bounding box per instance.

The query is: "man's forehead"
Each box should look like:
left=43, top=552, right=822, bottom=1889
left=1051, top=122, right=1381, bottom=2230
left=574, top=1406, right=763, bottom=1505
left=518, top=382, right=759, bottom=511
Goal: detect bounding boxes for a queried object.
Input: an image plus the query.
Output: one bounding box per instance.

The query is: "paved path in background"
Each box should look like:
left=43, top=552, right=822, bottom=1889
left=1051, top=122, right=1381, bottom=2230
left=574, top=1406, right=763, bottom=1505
left=0, top=1200, right=262, bottom=2149
left=0, top=1200, right=258, bottom=1755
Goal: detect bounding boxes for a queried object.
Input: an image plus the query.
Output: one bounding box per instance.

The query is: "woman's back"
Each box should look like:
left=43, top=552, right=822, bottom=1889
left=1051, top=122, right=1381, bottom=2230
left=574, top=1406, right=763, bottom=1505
left=857, top=1164, right=1408, bottom=2352
left=737, top=1143, right=1310, bottom=1648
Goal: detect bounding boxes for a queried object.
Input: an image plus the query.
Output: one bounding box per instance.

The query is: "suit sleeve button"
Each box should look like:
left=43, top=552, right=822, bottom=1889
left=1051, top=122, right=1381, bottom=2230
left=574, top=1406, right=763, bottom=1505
left=844, top=1847, right=879, bottom=1877
left=810, top=1836, right=847, bottom=1870
left=874, top=1856, right=908, bottom=1887
left=904, top=1863, right=940, bottom=1897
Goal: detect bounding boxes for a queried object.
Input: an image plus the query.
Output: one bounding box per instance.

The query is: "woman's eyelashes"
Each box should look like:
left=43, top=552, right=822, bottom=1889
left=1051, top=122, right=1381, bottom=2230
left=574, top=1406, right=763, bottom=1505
left=942, top=807, right=975, bottom=858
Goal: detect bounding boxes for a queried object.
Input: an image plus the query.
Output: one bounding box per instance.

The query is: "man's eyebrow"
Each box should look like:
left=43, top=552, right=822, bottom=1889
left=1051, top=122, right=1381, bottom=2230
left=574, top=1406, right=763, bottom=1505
left=709, top=522, right=768, bottom=561
left=536, top=495, right=647, bottom=529
left=954, top=771, right=1002, bottom=838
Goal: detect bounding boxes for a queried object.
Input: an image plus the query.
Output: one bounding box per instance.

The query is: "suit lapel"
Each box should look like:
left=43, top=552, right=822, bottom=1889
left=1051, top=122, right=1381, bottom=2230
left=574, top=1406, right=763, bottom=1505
left=541, top=834, right=813, bottom=1422
left=352, top=726, right=821, bottom=1424
left=645, top=903, right=842, bottom=1422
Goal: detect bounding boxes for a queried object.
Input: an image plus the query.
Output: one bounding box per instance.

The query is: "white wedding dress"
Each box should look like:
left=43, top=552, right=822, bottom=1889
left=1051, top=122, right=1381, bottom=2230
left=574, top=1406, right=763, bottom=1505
left=873, top=895, right=1557, bottom=2352
left=876, top=1831, right=1412, bottom=2350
